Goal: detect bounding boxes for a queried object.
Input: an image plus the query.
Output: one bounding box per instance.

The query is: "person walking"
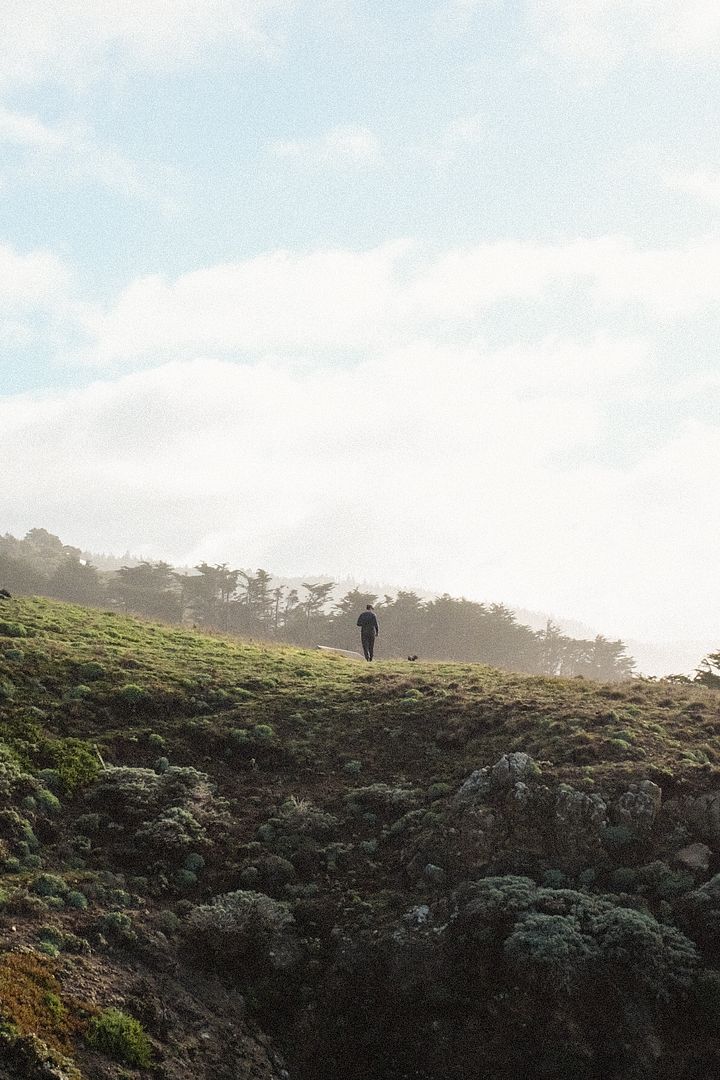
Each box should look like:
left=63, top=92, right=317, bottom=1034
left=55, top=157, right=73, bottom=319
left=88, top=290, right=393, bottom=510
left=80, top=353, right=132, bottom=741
left=357, top=604, right=379, bottom=661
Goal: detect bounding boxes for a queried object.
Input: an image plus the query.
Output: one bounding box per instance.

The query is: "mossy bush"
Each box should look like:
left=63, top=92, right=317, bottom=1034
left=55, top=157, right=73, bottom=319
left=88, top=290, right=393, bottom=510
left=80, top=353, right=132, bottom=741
left=86, top=1008, right=152, bottom=1066
left=185, top=889, right=295, bottom=969
left=47, top=739, right=100, bottom=795
left=31, top=873, right=68, bottom=898
left=135, top=806, right=206, bottom=855
left=450, top=875, right=698, bottom=1001
left=0, top=621, right=28, bottom=637
left=76, top=661, right=106, bottom=681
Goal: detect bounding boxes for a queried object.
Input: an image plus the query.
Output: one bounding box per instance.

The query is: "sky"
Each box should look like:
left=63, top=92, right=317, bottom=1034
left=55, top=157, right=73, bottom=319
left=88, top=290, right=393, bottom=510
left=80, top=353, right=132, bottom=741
left=2, top=0, right=720, bottom=649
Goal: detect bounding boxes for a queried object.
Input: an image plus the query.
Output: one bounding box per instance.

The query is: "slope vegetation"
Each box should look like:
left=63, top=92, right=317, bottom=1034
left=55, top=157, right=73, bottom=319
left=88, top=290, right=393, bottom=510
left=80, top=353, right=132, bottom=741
left=1, top=597, right=720, bottom=1079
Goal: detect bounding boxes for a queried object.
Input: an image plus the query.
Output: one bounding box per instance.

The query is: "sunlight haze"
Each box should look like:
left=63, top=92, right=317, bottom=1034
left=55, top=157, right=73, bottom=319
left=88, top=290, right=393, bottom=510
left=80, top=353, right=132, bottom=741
left=3, top=0, right=720, bottom=661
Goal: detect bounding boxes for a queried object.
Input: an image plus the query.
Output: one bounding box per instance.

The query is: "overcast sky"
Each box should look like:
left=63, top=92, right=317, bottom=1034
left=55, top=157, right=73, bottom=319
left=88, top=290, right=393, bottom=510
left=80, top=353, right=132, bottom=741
left=3, top=0, right=720, bottom=645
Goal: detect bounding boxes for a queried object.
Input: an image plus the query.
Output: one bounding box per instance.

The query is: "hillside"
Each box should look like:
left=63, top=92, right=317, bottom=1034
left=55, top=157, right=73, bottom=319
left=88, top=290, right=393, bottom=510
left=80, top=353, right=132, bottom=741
left=2, top=597, right=720, bottom=1079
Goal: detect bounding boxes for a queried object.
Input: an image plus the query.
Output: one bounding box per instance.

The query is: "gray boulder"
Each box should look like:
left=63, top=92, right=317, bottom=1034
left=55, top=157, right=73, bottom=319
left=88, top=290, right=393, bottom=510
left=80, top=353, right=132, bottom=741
left=455, top=753, right=541, bottom=804
left=612, top=780, right=662, bottom=831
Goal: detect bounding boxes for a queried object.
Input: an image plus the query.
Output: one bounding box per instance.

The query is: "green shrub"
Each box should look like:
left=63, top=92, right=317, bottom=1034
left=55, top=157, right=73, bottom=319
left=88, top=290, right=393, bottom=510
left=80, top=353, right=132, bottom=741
left=253, top=724, right=275, bottom=742
left=185, top=889, right=295, bottom=967
left=505, top=912, right=598, bottom=989
left=86, top=1008, right=152, bottom=1067
left=0, top=622, right=27, bottom=638
left=135, top=806, right=205, bottom=854
left=116, top=684, right=148, bottom=707
left=66, top=890, right=89, bottom=910
left=63, top=684, right=92, bottom=702
left=99, top=911, right=136, bottom=942
left=0, top=811, right=39, bottom=852
left=48, top=739, right=100, bottom=795
left=77, top=661, right=106, bottom=681
left=174, top=869, right=198, bottom=890
left=31, top=873, right=68, bottom=898
left=156, top=909, right=180, bottom=934
left=36, top=789, right=61, bottom=816
left=183, top=852, right=205, bottom=874
left=38, top=925, right=65, bottom=947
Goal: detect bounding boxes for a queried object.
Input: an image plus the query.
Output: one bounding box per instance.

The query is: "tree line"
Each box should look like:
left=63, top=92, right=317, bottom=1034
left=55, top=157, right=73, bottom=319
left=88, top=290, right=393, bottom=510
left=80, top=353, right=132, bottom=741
left=0, top=528, right=636, bottom=680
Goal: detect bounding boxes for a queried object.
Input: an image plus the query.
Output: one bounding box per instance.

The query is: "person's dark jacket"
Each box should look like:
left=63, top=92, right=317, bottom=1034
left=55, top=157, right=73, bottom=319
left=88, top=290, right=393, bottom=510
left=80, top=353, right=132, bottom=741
left=357, top=611, right=379, bottom=635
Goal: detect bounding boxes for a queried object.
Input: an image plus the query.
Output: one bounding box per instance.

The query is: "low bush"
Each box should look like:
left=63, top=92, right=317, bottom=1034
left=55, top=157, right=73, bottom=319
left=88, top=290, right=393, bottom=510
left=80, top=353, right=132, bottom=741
left=86, top=1008, right=152, bottom=1067
left=185, top=889, right=295, bottom=969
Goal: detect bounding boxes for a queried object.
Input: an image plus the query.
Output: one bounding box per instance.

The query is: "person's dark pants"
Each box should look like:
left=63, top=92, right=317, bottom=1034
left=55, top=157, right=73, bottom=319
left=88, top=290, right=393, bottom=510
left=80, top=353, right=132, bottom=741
left=361, top=629, right=376, bottom=661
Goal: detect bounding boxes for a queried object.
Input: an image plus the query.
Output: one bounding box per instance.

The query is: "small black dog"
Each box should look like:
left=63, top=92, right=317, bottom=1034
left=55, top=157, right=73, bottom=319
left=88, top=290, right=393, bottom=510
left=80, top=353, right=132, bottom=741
left=407, top=654, right=418, bottom=662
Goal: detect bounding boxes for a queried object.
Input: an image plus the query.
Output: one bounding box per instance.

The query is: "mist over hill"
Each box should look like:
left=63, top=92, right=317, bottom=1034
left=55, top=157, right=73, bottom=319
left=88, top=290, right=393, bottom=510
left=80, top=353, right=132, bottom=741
left=0, top=527, right=637, bottom=682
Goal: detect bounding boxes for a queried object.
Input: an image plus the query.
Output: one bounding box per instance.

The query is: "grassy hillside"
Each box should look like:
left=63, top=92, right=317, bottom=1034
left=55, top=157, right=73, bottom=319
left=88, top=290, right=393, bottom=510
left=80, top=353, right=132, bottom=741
left=2, top=597, right=720, bottom=1079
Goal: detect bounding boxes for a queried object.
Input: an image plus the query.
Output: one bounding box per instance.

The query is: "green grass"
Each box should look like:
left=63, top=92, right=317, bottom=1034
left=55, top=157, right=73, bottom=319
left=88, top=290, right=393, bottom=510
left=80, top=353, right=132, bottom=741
left=0, top=595, right=719, bottom=795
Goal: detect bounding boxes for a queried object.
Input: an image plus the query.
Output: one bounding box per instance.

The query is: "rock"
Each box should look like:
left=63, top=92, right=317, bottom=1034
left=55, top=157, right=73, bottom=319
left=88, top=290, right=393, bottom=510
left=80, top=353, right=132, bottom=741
left=700, top=873, right=720, bottom=899
left=684, top=791, right=720, bottom=846
left=404, top=904, right=431, bottom=926
left=490, top=752, right=541, bottom=789
left=455, top=753, right=541, bottom=804
left=613, top=781, right=662, bottom=831
left=674, top=842, right=712, bottom=873
left=423, top=864, right=446, bottom=885
left=455, top=768, right=492, bottom=803
left=555, top=785, right=608, bottom=842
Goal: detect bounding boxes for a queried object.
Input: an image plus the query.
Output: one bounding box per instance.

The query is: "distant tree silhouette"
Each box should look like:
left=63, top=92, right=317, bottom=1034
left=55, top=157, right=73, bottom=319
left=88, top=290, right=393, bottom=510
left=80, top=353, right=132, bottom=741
left=695, top=651, right=720, bottom=687
left=47, top=555, right=104, bottom=606
left=0, top=526, right=637, bottom=680
left=112, top=561, right=182, bottom=622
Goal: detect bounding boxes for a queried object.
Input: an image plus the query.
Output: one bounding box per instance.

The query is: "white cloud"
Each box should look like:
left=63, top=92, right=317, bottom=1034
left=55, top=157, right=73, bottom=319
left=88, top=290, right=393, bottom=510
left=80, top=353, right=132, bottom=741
left=531, top=0, right=720, bottom=67
left=3, top=350, right=719, bottom=642
left=0, top=105, right=144, bottom=196
left=74, top=234, right=720, bottom=366
left=270, top=124, right=381, bottom=166
left=665, top=168, right=720, bottom=207
left=0, top=0, right=291, bottom=87
left=0, top=244, right=71, bottom=306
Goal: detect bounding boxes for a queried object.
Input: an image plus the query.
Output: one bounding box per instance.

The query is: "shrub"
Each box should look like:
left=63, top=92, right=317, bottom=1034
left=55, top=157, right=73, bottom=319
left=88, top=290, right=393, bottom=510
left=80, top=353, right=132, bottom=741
left=504, top=912, right=598, bottom=989
left=99, top=911, right=136, bottom=942
left=77, top=661, right=106, bottom=681
left=36, top=789, right=62, bottom=816
left=451, top=875, right=699, bottom=1003
left=48, top=739, right=100, bottom=795
left=116, top=684, right=148, bottom=707
left=0, top=811, right=39, bottom=853
left=0, top=621, right=28, bottom=637
left=66, top=890, right=89, bottom=910
left=86, top=1008, right=152, bottom=1067
left=31, top=873, right=68, bottom=898
left=185, top=889, right=295, bottom=967
left=175, top=868, right=198, bottom=890
left=135, top=806, right=206, bottom=854
left=345, top=783, right=421, bottom=817
left=183, top=852, right=205, bottom=874
left=63, top=684, right=92, bottom=701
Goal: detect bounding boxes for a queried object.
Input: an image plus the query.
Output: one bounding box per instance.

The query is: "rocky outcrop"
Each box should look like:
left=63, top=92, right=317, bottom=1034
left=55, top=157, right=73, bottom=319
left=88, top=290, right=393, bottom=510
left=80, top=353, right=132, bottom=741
left=612, top=780, right=662, bottom=832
